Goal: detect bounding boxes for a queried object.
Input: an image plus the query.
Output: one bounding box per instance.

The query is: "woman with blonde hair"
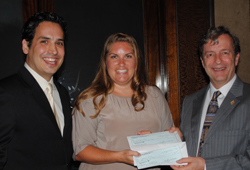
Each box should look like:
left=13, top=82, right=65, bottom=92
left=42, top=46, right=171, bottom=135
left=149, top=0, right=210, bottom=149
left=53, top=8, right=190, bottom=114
left=72, top=33, right=174, bottom=170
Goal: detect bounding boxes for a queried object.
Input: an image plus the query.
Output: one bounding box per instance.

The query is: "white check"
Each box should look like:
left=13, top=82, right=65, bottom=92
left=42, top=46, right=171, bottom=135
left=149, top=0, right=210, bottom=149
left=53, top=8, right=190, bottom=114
left=127, top=131, right=188, bottom=169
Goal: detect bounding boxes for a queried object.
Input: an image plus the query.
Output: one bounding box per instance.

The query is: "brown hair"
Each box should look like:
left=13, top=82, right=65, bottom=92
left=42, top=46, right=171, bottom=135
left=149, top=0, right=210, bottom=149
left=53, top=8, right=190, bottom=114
left=198, top=26, right=240, bottom=58
left=73, top=33, right=149, bottom=118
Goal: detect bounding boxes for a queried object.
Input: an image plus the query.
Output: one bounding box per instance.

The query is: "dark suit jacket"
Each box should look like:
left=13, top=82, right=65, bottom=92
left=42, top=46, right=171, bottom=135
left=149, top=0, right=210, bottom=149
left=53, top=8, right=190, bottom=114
left=180, top=76, right=250, bottom=170
left=0, top=66, right=73, bottom=170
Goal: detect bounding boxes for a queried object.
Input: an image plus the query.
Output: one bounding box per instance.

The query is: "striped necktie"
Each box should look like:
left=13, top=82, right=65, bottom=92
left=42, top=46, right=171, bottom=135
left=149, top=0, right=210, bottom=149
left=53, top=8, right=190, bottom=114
left=198, top=91, right=221, bottom=156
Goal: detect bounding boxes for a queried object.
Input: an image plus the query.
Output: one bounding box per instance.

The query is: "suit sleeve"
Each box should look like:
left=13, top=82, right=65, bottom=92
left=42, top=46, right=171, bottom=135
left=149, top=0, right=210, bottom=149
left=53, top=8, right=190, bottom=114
left=0, top=86, right=16, bottom=169
left=205, top=120, right=250, bottom=169
left=205, top=152, right=250, bottom=170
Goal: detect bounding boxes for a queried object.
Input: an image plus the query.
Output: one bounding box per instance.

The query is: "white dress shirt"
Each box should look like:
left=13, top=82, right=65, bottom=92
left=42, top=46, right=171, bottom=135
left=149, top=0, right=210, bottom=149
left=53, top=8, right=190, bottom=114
left=24, top=63, right=64, bottom=136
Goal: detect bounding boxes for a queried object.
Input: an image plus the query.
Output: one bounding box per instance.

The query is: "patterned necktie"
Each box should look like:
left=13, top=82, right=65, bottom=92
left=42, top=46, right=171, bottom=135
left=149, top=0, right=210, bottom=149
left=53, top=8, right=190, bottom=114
left=198, top=91, right=221, bottom=156
left=46, top=83, right=61, bottom=132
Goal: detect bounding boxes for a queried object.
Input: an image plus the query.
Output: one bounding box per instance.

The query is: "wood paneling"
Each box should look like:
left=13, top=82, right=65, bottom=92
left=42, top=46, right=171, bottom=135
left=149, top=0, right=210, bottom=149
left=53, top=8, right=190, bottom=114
left=143, top=0, right=212, bottom=127
left=143, top=0, right=180, bottom=127
left=165, top=0, right=179, bottom=127
left=177, top=0, right=210, bottom=108
left=143, top=0, right=160, bottom=86
left=22, top=0, right=54, bottom=24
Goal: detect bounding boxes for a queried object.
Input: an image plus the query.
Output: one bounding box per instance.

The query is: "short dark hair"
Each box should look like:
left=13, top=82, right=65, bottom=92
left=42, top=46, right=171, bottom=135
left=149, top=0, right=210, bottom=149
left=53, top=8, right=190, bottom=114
left=198, top=26, right=240, bottom=58
left=21, top=12, right=67, bottom=48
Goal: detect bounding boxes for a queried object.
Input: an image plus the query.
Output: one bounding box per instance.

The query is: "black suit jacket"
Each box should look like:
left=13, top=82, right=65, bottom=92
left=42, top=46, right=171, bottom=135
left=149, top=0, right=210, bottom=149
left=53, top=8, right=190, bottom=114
left=0, top=66, right=73, bottom=170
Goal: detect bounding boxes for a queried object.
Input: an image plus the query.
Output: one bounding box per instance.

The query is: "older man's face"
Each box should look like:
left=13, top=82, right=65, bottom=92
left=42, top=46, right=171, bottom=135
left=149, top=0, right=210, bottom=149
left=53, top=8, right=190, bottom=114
left=201, top=34, right=240, bottom=89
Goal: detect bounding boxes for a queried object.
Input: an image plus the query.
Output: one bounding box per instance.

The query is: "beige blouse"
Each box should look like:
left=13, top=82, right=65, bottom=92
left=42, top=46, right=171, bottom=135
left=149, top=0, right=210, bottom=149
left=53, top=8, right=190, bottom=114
left=72, top=86, right=174, bottom=170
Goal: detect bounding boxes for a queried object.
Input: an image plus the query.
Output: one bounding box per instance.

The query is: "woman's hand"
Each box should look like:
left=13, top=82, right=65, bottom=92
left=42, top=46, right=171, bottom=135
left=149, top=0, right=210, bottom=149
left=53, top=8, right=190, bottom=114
left=118, top=150, right=141, bottom=165
left=75, top=145, right=140, bottom=165
left=137, top=130, right=152, bottom=135
left=165, top=127, right=183, bottom=140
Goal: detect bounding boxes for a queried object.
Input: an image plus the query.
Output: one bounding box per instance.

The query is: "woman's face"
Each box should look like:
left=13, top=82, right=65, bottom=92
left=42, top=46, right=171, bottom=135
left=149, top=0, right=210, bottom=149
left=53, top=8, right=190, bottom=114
left=106, top=41, right=136, bottom=87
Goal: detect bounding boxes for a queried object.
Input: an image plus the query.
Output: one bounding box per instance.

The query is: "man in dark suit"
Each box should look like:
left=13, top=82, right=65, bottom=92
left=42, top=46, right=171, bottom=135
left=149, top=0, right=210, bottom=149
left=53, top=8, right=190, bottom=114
left=171, top=26, right=250, bottom=170
left=0, top=12, right=73, bottom=170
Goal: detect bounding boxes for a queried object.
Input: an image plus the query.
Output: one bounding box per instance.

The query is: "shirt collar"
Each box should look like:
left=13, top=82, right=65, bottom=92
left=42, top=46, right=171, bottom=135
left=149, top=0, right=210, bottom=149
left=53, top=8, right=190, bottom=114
left=209, top=74, right=237, bottom=98
left=24, top=62, right=54, bottom=92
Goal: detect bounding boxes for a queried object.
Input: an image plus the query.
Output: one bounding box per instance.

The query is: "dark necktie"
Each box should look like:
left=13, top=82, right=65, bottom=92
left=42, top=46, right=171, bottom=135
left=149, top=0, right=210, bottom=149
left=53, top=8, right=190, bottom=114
left=198, top=91, right=221, bottom=156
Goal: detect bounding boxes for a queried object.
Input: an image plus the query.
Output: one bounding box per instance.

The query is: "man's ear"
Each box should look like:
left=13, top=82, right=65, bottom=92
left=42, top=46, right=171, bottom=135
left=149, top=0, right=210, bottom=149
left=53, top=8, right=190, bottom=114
left=22, top=39, right=29, bottom=54
left=235, top=53, right=240, bottom=66
left=200, top=56, right=205, bottom=68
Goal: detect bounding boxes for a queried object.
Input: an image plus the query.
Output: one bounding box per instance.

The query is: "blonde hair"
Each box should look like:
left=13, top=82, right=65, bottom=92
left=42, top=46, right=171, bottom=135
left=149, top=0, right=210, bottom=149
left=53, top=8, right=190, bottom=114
left=73, top=33, right=149, bottom=118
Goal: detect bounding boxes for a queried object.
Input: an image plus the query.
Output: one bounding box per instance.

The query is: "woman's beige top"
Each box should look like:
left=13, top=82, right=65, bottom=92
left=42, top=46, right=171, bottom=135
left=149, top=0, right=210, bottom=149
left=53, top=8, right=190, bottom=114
left=72, top=86, right=174, bottom=170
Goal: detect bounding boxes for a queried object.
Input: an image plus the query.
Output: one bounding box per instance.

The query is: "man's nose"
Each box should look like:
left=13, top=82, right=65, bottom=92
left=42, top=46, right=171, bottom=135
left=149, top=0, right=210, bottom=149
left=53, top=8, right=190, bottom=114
left=215, top=54, right=222, bottom=64
left=48, top=43, right=58, bottom=55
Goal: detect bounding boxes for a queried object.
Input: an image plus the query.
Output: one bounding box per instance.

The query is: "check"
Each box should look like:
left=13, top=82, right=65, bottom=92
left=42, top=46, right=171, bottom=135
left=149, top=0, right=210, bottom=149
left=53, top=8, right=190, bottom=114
left=134, top=144, right=183, bottom=169
left=127, top=131, right=188, bottom=169
left=128, top=131, right=181, bottom=148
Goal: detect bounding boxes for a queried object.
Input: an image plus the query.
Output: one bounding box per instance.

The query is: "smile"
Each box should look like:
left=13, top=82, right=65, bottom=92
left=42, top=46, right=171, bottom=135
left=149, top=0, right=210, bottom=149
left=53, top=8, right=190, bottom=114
left=43, top=57, right=57, bottom=64
left=116, top=69, right=127, bottom=73
left=213, top=68, right=225, bottom=71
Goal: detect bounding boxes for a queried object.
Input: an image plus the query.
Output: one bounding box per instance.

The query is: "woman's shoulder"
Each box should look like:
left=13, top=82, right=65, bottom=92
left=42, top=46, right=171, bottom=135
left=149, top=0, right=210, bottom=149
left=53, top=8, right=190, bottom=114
left=79, top=96, right=94, bottom=105
left=74, top=96, right=101, bottom=117
left=78, top=95, right=103, bottom=109
left=145, top=85, right=163, bottom=96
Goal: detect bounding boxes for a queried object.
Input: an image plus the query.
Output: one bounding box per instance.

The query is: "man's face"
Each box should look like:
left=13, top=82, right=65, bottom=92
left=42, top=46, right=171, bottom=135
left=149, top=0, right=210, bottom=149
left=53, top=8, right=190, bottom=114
left=201, top=34, right=240, bottom=89
left=22, top=21, right=65, bottom=81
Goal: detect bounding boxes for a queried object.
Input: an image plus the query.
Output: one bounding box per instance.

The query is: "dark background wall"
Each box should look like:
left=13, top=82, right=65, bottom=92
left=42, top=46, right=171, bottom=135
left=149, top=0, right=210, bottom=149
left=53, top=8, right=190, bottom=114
left=54, top=0, right=144, bottom=104
left=0, top=0, right=144, bottom=105
left=0, top=0, right=23, bottom=80
left=55, top=0, right=143, bottom=104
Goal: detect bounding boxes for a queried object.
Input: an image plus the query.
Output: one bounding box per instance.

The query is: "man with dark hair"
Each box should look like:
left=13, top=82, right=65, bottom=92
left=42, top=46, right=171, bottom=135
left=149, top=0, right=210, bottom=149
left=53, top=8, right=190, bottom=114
left=0, top=12, right=72, bottom=170
left=171, top=26, right=250, bottom=170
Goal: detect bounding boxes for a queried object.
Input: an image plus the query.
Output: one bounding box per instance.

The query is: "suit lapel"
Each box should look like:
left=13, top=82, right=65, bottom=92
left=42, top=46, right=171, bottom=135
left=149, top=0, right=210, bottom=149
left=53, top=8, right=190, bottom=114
left=31, top=83, right=60, bottom=129
left=190, top=87, right=208, bottom=155
left=19, top=66, right=63, bottom=134
left=204, top=77, right=243, bottom=142
left=54, top=80, right=71, bottom=136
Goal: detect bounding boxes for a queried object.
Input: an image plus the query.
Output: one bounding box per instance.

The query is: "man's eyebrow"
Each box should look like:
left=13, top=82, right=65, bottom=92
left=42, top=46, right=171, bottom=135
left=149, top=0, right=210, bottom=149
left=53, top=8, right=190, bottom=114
left=38, top=36, right=50, bottom=40
left=38, top=37, right=64, bottom=41
left=204, top=51, right=213, bottom=53
left=58, top=38, right=64, bottom=42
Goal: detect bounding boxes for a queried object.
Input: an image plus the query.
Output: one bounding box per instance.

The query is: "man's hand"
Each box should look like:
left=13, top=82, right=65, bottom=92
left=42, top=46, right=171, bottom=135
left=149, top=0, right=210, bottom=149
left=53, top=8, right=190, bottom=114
left=170, top=156, right=205, bottom=170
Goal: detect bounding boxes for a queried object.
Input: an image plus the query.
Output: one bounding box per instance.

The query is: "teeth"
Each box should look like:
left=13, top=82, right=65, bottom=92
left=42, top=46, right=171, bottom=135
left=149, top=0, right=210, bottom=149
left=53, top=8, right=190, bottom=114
left=44, top=58, right=56, bottom=62
left=214, top=68, right=225, bottom=71
left=116, top=70, right=127, bottom=73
